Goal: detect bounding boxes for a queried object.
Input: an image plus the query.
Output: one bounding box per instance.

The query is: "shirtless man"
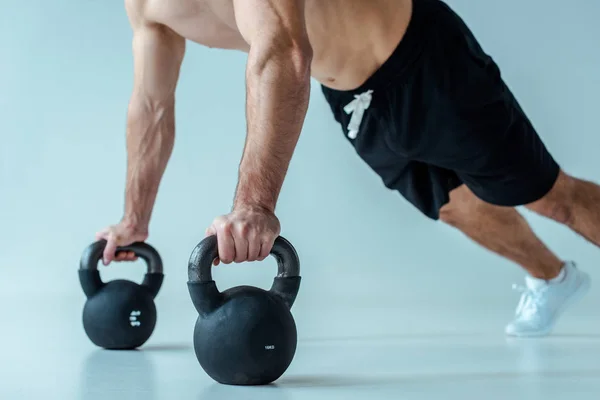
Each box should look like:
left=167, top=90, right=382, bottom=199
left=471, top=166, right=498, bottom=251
left=96, top=0, right=599, bottom=337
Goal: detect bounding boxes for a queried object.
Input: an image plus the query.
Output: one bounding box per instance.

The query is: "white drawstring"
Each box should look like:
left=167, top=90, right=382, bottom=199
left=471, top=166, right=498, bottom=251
left=343, top=90, right=374, bottom=139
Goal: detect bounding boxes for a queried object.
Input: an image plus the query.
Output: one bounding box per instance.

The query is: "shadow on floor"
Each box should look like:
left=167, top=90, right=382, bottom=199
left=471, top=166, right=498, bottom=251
left=80, top=349, right=158, bottom=398
left=276, top=369, right=600, bottom=388
left=300, top=332, right=600, bottom=344
left=298, top=332, right=487, bottom=344
left=550, top=334, right=600, bottom=340
left=142, top=343, right=193, bottom=352
left=195, top=368, right=600, bottom=395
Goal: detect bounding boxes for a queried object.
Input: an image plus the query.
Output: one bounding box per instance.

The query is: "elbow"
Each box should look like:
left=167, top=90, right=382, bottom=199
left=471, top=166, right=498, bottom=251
left=284, top=36, right=313, bottom=80
left=127, top=94, right=175, bottom=133
left=128, top=93, right=174, bottom=117
left=247, top=32, right=313, bottom=84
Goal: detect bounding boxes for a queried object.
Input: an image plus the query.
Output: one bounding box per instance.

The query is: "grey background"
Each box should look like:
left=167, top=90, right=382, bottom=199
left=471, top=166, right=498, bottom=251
left=1, top=0, right=599, bottom=349
left=2, top=1, right=600, bottom=399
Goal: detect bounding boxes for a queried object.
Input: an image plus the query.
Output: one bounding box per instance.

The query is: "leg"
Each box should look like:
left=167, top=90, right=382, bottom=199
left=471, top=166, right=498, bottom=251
left=527, top=170, right=600, bottom=246
left=440, top=183, right=590, bottom=337
left=439, top=185, right=563, bottom=280
left=404, top=2, right=590, bottom=337
left=322, top=0, right=590, bottom=338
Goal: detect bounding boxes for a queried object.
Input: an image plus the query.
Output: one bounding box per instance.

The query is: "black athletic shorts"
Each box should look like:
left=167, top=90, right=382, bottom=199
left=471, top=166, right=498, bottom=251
left=321, top=0, right=560, bottom=220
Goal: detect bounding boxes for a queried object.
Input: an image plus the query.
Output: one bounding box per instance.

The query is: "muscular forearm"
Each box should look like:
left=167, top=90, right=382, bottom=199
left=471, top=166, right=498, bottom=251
left=233, top=43, right=312, bottom=212
left=123, top=98, right=175, bottom=227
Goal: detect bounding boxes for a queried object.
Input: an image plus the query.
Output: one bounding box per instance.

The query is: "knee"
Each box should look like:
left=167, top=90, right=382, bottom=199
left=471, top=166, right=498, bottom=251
left=526, top=171, right=575, bottom=225
left=439, top=201, right=464, bottom=227
left=439, top=185, right=484, bottom=227
left=439, top=207, right=464, bottom=227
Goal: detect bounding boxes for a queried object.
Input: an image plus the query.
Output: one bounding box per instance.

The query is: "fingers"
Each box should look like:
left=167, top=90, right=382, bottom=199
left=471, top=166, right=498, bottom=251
left=97, top=222, right=146, bottom=266
left=207, top=209, right=279, bottom=266
left=102, top=234, right=118, bottom=265
left=100, top=230, right=138, bottom=265
left=114, top=251, right=138, bottom=262
left=214, top=219, right=236, bottom=265
left=247, top=233, right=261, bottom=262
left=258, top=235, right=275, bottom=261
left=233, top=223, right=249, bottom=263
left=104, top=247, right=138, bottom=265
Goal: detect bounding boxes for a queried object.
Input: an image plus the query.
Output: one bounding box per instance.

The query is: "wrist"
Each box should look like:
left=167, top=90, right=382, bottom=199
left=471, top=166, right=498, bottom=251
left=233, top=175, right=277, bottom=213
left=232, top=198, right=275, bottom=214
left=121, top=214, right=150, bottom=234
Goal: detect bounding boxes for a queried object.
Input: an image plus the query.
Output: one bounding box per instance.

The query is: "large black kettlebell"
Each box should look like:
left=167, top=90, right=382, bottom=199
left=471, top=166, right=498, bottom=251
left=187, top=235, right=301, bottom=386
left=79, top=240, right=164, bottom=350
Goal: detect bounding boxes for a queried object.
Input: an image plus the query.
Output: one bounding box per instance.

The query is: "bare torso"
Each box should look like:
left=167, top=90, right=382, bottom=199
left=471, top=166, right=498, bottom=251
left=139, top=0, right=412, bottom=90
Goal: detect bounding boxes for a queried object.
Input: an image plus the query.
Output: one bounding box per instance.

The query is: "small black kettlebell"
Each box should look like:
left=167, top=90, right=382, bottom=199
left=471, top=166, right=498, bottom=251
left=79, top=240, right=164, bottom=350
left=187, top=235, right=301, bottom=386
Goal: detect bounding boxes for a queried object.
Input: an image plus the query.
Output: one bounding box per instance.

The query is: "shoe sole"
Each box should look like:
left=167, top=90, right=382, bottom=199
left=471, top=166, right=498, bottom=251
left=505, top=271, right=591, bottom=338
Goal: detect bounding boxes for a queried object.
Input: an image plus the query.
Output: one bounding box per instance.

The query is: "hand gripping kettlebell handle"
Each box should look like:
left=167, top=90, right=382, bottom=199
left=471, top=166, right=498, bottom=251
left=79, top=240, right=164, bottom=298
left=187, top=235, right=301, bottom=315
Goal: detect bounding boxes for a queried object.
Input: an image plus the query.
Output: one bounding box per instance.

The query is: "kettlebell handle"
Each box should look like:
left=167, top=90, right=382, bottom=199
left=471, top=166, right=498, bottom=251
left=187, top=235, right=299, bottom=282
left=79, top=240, right=164, bottom=298
left=80, top=240, right=163, bottom=274
left=187, top=235, right=301, bottom=314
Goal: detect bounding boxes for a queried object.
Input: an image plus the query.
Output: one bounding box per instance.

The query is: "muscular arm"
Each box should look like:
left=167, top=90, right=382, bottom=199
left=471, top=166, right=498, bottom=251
left=123, top=2, right=185, bottom=228
left=232, top=0, right=312, bottom=212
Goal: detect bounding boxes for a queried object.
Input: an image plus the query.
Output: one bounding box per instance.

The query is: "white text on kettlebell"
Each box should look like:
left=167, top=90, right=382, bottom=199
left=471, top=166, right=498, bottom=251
left=264, top=345, right=275, bottom=350
left=129, top=310, right=142, bottom=327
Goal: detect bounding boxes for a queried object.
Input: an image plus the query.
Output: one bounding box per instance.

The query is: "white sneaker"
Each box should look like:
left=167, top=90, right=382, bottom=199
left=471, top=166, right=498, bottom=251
left=505, top=261, right=591, bottom=337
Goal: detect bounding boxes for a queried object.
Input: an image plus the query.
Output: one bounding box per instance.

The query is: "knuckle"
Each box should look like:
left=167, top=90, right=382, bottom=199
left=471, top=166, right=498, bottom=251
left=262, top=230, right=276, bottom=240
left=219, top=220, right=233, bottom=233
left=236, top=222, right=250, bottom=236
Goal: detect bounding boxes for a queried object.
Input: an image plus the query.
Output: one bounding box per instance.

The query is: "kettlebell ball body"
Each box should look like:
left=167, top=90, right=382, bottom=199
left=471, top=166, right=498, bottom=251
left=79, top=240, right=164, bottom=350
left=188, top=235, right=301, bottom=386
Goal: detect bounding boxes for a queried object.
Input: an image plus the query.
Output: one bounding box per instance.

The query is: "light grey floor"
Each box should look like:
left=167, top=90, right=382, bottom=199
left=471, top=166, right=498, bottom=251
left=2, top=276, right=599, bottom=400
